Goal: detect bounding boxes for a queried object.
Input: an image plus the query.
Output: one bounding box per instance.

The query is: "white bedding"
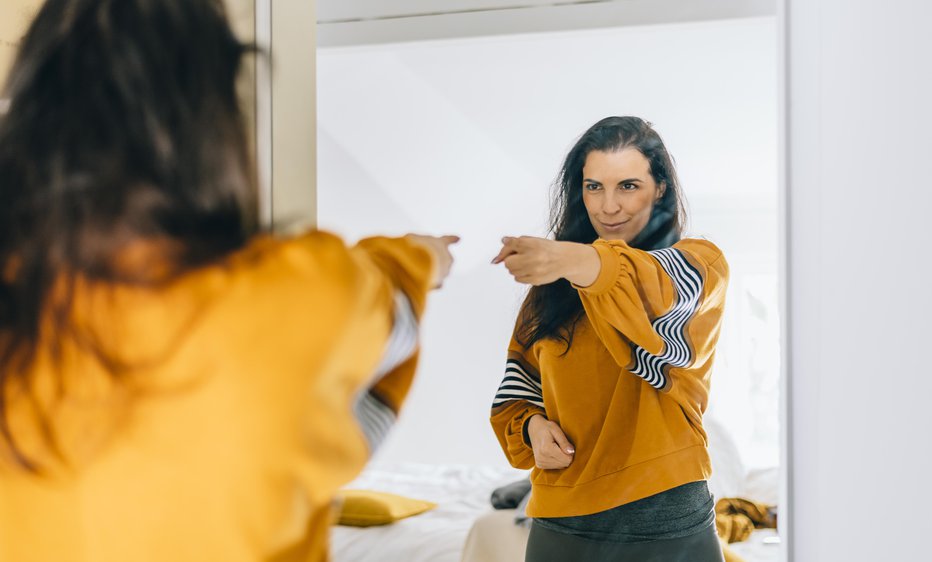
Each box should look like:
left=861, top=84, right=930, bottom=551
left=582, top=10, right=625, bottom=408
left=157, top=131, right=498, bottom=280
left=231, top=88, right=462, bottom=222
left=727, top=528, right=781, bottom=561
left=330, top=463, right=527, bottom=562
left=723, top=465, right=782, bottom=560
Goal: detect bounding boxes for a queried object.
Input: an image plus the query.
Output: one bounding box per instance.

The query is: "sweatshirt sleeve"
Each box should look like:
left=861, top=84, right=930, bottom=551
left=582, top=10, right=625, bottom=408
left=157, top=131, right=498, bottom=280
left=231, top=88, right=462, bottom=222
left=346, top=236, right=436, bottom=453
left=489, top=332, right=546, bottom=470
left=574, top=238, right=727, bottom=392
left=256, top=231, right=435, bottom=506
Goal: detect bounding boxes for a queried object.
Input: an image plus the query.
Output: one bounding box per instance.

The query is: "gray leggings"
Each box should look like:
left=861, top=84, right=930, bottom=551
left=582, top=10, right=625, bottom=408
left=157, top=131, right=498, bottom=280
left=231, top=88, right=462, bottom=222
left=525, top=520, right=726, bottom=562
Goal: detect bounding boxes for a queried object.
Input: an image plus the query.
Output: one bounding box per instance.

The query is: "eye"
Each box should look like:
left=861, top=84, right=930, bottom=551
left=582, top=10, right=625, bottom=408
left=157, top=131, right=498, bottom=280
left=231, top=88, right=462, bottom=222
left=620, top=183, right=639, bottom=191
left=584, top=183, right=602, bottom=192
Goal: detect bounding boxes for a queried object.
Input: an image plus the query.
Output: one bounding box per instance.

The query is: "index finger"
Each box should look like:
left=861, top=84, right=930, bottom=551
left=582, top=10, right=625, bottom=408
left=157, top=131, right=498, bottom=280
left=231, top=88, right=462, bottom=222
left=491, top=236, right=520, bottom=264
left=491, top=245, right=516, bottom=265
left=542, top=442, right=574, bottom=463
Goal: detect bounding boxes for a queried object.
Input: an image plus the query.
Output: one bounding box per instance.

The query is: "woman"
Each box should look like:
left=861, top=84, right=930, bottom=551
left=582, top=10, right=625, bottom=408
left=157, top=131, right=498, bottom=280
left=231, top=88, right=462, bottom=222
left=491, top=116, right=728, bottom=561
left=0, top=1, right=456, bottom=561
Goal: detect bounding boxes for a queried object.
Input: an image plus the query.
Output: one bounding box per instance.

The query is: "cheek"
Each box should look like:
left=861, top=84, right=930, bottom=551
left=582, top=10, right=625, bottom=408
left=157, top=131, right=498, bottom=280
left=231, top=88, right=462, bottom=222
left=633, top=193, right=657, bottom=217
left=581, top=193, right=598, bottom=216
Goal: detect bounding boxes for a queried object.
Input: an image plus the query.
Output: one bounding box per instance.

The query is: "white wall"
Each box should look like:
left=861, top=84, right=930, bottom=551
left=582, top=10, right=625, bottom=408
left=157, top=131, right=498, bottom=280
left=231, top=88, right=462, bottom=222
left=785, top=1, right=932, bottom=560
left=317, top=17, right=778, bottom=468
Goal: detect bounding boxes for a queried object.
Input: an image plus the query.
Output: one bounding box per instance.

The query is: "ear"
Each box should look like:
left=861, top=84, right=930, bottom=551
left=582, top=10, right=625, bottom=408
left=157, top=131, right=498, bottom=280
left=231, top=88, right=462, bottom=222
left=656, top=182, right=667, bottom=202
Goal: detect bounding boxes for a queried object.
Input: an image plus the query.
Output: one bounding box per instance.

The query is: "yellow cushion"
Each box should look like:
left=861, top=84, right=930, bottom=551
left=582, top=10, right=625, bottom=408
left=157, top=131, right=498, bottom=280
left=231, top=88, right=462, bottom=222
left=336, top=489, right=437, bottom=527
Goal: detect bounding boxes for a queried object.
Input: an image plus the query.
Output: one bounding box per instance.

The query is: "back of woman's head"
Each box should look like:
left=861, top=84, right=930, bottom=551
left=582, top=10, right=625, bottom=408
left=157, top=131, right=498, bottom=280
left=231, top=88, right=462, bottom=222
left=1, top=0, right=256, bottom=259
left=517, top=116, right=687, bottom=351
left=0, top=0, right=257, bottom=462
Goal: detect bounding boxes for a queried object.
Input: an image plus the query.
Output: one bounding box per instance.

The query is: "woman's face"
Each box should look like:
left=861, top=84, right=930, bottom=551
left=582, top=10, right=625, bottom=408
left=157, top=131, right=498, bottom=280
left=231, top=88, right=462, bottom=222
left=581, top=148, right=665, bottom=242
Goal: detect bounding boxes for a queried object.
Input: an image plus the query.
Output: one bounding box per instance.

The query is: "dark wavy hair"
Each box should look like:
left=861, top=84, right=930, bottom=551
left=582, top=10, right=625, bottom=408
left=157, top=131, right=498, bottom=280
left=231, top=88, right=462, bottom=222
left=515, top=116, right=687, bottom=351
left=0, top=0, right=258, bottom=468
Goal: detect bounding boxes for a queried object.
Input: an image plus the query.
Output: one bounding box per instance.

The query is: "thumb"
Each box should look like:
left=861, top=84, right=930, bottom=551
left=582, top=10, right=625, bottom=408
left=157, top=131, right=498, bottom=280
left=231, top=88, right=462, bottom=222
left=549, top=424, right=575, bottom=455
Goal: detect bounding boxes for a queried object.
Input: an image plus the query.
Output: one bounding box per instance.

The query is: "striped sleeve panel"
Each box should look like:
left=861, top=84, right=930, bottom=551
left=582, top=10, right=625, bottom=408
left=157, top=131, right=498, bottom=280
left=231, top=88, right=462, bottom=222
left=353, top=392, right=396, bottom=453
left=353, top=290, right=418, bottom=451
left=629, top=248, right=704, bottom=390
left=492, top=355, right=544, bottom=410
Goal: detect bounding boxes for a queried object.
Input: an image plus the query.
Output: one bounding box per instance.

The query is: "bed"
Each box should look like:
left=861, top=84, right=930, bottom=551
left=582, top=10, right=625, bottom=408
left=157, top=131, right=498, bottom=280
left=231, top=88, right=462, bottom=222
left=330, top=462, right=527, bottom=562
left=330, top=418, right=781, bottom=562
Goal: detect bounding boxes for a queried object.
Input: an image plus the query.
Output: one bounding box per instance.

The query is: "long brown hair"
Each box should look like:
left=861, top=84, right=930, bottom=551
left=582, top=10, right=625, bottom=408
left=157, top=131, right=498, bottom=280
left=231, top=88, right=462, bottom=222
left=0, top=0, right=259, bottom=468
left=516, top=116, right=687, bottom=352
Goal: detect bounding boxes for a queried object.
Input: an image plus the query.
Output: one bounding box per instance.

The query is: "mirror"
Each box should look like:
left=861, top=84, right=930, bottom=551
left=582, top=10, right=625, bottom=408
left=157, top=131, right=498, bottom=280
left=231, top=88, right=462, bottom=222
left=316, top=3, right=782, bottom=562
left=0, top=1, right=784, bottom=559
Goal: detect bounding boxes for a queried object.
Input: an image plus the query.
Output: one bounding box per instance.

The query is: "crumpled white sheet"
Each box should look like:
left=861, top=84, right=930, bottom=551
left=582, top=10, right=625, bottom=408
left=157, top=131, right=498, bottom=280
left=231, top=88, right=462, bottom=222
left=728, top=466, right=782, bottom=561
left=330, top=462, right=527, bottom=562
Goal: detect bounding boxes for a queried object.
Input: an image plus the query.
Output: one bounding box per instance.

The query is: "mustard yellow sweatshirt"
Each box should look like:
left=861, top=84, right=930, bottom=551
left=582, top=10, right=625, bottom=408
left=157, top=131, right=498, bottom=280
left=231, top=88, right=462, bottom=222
left=491, top=238, right=728, bottom=518
left=0, top=231, right=435, bottom=562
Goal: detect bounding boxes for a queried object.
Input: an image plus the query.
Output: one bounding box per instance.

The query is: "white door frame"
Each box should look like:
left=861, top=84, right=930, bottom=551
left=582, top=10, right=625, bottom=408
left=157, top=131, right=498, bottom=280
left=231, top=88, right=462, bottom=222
left=255, top=0, right=317, bottom=232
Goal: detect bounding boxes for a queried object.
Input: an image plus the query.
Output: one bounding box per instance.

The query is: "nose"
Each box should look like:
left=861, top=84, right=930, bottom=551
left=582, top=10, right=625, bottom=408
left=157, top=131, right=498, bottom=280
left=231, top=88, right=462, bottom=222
left=601, top=190, right=622, bottom=215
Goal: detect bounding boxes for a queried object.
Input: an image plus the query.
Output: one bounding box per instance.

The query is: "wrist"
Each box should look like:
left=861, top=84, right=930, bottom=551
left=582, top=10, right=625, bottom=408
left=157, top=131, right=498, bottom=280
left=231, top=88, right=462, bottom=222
left=523, top=413, right=546, bottom=446
left=559, top=242, right=600, bottom=287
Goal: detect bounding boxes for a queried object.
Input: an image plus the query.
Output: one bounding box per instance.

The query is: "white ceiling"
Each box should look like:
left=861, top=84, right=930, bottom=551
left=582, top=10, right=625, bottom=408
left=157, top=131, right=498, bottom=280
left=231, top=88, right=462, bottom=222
left=317, top=0, right=776, bottom=47
left=318, top=0, right=592, bottom=23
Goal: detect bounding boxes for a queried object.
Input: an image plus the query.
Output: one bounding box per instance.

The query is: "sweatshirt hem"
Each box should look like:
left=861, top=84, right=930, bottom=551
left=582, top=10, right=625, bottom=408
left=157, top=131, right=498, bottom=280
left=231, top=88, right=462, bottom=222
left=526, top=444, right=711, bottom=518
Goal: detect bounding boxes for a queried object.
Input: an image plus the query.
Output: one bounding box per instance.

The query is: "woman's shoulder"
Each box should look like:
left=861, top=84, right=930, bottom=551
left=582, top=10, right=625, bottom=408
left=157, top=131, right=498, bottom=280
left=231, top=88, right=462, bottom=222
left=671, top=237, right=729, bottom=279
left=229, top=230, right=361, bottom=285
left=672, top=238, right=726, bottom=264
left=235, top=229, right=348, bottom=265
left=205, top=230, right=365, bottom=315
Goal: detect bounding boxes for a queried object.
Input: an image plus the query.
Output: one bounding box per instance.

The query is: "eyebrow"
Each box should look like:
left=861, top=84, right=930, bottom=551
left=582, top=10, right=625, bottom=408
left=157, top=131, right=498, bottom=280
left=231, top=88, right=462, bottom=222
left=583, top=178, right=643, bottom=185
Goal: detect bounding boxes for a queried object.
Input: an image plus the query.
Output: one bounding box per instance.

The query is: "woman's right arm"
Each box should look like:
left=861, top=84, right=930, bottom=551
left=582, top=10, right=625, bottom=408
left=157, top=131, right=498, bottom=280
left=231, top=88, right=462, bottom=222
left=489, top=344, right=574, bottom=470
left=249, top=231, right=455, bottom=505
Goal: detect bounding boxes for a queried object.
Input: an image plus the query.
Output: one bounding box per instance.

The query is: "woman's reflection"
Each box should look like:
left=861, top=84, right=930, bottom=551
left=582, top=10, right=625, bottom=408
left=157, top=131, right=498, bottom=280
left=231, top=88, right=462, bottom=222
left=491, top=116, right=728, bottom=562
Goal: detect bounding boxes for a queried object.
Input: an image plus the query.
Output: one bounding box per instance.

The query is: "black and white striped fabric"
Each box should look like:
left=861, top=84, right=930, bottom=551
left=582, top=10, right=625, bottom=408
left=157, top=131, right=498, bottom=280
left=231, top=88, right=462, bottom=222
left=354, top=391, right=396, bottom=452
left=629, top=248, right=703, bottom=390
left=371, top=291, right=419, bottom=381
left=492, top=359, right=544, bottom=410
left=353, top=290, right=418, bottom=451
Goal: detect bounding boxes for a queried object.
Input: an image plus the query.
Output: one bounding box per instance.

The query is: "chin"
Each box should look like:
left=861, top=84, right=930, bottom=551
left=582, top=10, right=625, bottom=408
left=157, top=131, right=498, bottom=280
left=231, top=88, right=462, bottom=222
left=597, top=231, right=630, bottom=242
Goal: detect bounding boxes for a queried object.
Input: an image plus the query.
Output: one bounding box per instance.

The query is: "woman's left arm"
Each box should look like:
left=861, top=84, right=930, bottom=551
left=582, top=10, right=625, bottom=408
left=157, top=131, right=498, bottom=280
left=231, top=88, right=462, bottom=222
left=494, top=236, right=728, bottom=391
left=491, top=236, right=602, bottom=287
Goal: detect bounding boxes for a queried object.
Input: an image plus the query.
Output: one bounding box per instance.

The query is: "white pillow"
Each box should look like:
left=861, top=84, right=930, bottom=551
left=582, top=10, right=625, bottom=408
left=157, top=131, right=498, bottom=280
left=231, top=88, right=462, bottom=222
left=704, top=415, right=747, bottom=501
left=742, top=466, right=779, bottom=505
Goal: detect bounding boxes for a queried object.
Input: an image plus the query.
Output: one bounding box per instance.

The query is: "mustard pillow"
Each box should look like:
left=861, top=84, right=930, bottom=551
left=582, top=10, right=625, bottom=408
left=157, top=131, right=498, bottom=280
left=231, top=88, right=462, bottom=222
left=336, top=489, right=437, bottom=527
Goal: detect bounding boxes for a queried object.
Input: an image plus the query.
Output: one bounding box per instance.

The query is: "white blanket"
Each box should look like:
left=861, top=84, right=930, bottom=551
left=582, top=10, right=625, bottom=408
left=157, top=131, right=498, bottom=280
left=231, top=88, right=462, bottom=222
left=330, top=463, right=526, bottom=562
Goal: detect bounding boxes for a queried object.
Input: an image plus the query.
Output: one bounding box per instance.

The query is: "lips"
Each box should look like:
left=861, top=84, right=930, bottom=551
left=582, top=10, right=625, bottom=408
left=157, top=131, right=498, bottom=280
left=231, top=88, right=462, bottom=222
left=600, top=220, right=629, bottom=229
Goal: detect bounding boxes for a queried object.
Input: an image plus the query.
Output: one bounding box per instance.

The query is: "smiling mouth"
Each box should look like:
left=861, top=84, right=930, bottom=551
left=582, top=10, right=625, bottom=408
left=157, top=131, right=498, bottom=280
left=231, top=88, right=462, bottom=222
left=600, top=220, right=629, bottom=229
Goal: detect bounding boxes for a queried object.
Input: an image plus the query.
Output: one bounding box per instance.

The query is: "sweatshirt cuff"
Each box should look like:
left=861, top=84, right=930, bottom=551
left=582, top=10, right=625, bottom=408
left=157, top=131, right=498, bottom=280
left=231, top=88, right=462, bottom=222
left=522, top=412, right=547, bottom=447
left=505, top=406, right=545, bottom=463
left=573, top=240, right=621, bottom=295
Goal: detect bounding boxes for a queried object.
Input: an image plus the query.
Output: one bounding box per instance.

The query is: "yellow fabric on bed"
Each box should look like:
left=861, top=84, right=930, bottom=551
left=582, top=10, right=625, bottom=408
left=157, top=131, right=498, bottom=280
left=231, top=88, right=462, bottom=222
left=336, top=490, right=437, bottom=527
left=715, top=497, right=777, bottom=543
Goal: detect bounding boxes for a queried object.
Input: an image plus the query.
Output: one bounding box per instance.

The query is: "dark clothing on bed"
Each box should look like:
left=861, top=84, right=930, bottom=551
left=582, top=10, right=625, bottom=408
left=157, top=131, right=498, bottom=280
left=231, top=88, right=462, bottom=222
left=491, top=479, right=533, bottom=510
